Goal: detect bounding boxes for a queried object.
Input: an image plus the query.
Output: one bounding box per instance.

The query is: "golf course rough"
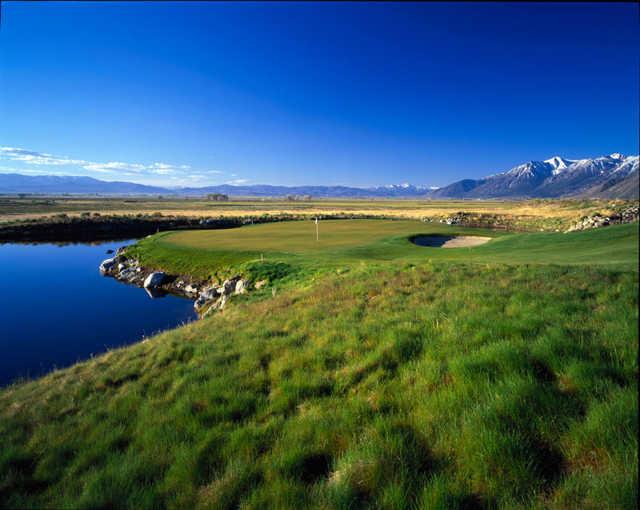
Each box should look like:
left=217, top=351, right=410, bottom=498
left=1, top=219, right=637, bottom=509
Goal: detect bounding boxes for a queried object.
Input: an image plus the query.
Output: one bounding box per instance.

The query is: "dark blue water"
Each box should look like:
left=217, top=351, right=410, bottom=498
left=0, top=240, right=197, bottom=386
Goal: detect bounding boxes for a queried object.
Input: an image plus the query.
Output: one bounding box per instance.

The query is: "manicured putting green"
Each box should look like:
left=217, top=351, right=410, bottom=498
left=131, top=219, right=638, bottom=280
left=162, top=219, right=492, bottom=253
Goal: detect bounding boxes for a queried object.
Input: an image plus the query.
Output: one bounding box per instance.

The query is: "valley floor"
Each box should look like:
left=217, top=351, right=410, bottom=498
left=1, top=196, right=635, bottom=232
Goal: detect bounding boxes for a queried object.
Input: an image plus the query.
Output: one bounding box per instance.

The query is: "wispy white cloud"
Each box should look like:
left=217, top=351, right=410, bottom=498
left=226, top=178, right=249, bottom=185
left=0, top=147, right=88, bottom=166
left=0, top=146, right=234, bottom=185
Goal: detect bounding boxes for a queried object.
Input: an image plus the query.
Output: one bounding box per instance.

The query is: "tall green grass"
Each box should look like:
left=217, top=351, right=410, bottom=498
left=1, top=263, right=637, bottom=509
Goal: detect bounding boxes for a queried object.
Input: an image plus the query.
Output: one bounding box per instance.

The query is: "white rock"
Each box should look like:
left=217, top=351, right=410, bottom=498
left=143, top=272, right=165, bottom=289
left=119, top=268, right=136, bottom=281
left=194, top=296, right=206, bottom=310
left=99, top=257, right=116, bottom=273
left=196, top=293, right=226, bottom=314
left=235, top=279, right=246, bottom=294
left=221, top=279, right=237, bottom=295
left=184, top=284, right=198, bottom=294
left=200, top=286, right=220, bottom=300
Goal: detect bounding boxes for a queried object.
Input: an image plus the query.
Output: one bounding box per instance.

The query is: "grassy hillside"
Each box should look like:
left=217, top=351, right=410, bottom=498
left=1, top=221, right=638, bottom=508
left=1, top=263, right=637, bottom=509
left=126, top=220, right=639, bottom=280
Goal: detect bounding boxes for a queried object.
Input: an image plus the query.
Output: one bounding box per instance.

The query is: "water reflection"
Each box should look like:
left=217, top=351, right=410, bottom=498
left=0, top=239, right=196, bottom=386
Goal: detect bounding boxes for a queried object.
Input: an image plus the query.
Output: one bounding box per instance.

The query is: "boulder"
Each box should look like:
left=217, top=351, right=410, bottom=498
left=221, top=278, right=239, bottom=296
left=194, top=286, right=220, bottom=311
left=195, top=292, right=226, bottom=314
left=254, top=279, right=268, bottom=290
left=119, top=268, right=136, bottom=281
left=184, top=284, right=199, bottom=295
left=143, top=272, right=165, bottom=289
left=200, top=286, right=220, bottom=300
left=209, top=294, right=227, bottom=313
left=99, top=257, right=116, bottom=273
left=194, top=296, right=207, bottom=311
left=234, top=279, right=247, bottom=294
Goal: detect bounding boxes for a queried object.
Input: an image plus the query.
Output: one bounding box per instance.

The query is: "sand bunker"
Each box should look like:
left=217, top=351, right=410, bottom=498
left=411, top=235, right=491, bottom=248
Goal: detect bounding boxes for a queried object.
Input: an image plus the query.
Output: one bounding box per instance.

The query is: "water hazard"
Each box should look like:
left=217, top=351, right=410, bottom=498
left=0, top=239, right=196, bottom=386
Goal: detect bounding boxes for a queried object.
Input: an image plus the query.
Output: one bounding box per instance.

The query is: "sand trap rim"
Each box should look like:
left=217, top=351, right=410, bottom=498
left=409, top=234, right=492, bottom=248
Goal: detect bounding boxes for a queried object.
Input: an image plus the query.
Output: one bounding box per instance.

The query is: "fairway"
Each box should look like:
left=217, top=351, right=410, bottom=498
left=128, top=219, right=639, bottom=280
left=163, top=220, right=471, bottom=253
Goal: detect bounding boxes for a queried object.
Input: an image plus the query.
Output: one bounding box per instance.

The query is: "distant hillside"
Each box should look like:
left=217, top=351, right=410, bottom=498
left=431, top=154, right=639, bottom=199
left=0, top=174, right=168, bottom=195
left=1, top=153, right=637, bottom=198
left=177, top=183, right=432, bottom=198
left=587, top=169, right=639, bottom=199
left=0, top=174, right=432, bottom=198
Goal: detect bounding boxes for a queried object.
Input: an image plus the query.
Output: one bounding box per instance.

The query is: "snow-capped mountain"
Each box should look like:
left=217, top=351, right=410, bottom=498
left=0, top=175, right=437, bottom=198
left=431, top=153, right=639, bottom=199
left=1, top=154, right=636, bottom=198
left=544, top=156, right=572, bottom=174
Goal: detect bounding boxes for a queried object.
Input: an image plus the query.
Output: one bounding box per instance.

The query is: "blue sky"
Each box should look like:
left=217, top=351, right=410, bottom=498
left=1, top=2, right=638, bottom=187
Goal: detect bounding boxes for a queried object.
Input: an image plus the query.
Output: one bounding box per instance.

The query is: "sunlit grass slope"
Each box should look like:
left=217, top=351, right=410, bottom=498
left=127, top=220, right=639, bottom=279
left=1, top=263, right=637, bottom=508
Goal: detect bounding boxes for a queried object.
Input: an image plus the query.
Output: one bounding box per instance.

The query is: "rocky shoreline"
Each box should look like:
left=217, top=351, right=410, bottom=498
left=421, top=204, right=640, bottom=233
left=99, top=248, right=264, bottom=317
left=423, top=211, right=515, bottom=230
left=564, top=204, right=639, bottom=232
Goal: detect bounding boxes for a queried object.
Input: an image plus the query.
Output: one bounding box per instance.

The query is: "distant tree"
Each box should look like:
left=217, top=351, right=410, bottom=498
left=207, top=193, right=229, bottom=202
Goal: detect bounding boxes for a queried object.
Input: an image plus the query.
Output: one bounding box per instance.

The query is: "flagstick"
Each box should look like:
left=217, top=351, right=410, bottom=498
left=315, top=217, right=319, bottom=241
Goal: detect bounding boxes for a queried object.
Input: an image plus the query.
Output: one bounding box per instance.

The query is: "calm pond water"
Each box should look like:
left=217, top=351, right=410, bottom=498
left=0, top=239, right=196, bottom=386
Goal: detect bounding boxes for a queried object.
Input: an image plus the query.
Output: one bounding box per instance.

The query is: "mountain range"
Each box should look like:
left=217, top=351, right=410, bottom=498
left=430, top=153, right=638, bottom=199
left=0, top=174, right=169, bottom=195
left=0, top=153, right=637, bottom=199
